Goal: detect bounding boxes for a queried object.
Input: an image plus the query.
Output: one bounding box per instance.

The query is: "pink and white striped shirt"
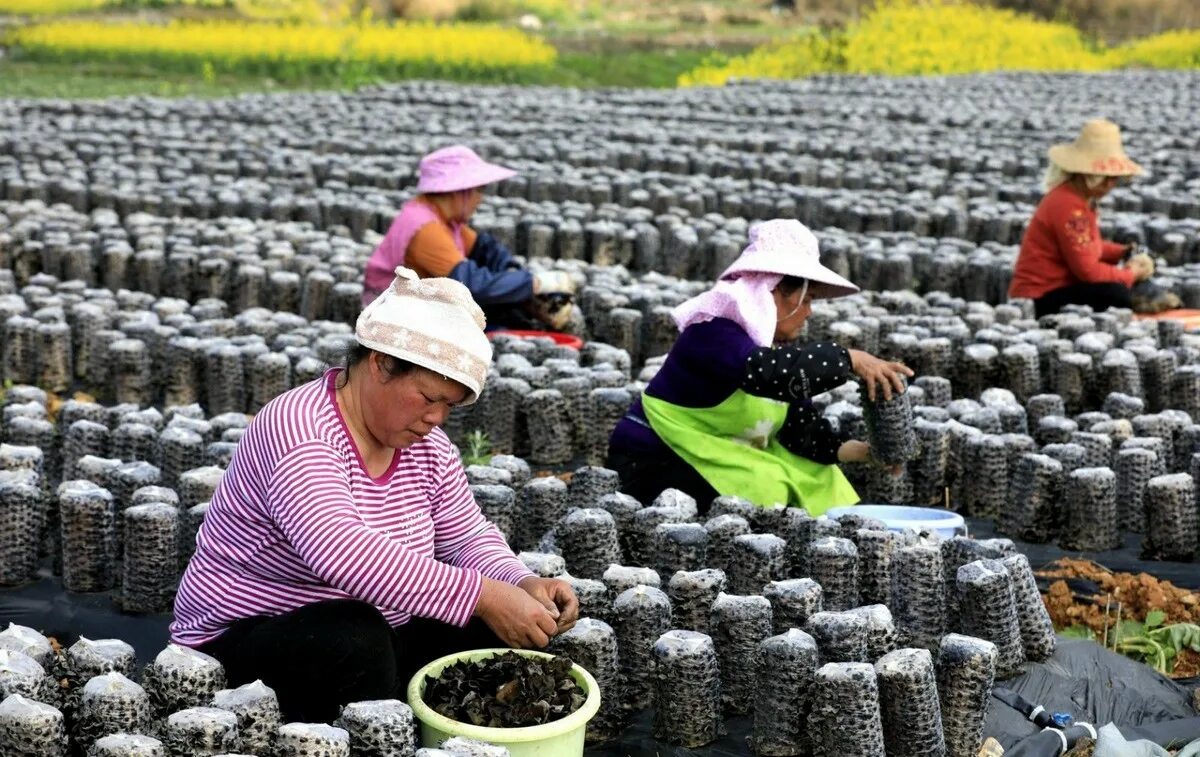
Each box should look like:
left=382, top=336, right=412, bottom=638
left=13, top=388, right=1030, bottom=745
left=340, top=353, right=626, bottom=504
left=170, top=369, right=533, bottom=647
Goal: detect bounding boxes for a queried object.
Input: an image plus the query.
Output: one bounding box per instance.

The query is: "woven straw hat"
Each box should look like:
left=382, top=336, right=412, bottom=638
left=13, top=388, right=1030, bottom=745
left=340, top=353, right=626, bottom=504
left=1048, top=119, right=1143, bottom=177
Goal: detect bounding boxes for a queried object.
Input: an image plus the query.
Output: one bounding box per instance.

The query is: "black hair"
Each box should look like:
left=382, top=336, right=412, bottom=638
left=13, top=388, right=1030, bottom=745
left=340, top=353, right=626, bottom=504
left=423, top=188, right=479, bottom=200
left=336, top=343, right=416, bottom=388
left=776, top=275, right=809, bottom=297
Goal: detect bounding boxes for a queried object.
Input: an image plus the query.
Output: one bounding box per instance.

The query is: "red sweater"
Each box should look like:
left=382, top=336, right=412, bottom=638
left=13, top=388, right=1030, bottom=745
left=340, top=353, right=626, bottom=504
left=1009, top=183, right=1132, bottom=300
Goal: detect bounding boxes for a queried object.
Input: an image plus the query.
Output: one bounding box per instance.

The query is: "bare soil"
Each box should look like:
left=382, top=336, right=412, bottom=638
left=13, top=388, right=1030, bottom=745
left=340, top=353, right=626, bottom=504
left=1037, top=558, right=1200, bottom=678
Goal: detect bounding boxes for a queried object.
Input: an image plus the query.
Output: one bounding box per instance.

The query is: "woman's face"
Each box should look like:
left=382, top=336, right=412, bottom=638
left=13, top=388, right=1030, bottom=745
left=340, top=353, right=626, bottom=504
left=1083, top=175, right=1121, bottom=199
left=1097, top=176, right=1122, bottom=198
left=773, top=284, right=813, bottom=343
left=362, top=359, right=469, bottom=449
left=457, top=187, right=485, bottom=221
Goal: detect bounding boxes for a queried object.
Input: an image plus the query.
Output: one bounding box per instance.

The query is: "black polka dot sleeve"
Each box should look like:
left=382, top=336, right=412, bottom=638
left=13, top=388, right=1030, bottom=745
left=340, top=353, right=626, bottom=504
left=740, top=341, right=853, bottom=404
left=776, top=402, right=847, bottom=465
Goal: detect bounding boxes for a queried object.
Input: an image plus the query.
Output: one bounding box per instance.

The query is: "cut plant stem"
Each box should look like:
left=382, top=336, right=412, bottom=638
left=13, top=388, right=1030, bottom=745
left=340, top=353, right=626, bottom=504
left=1103, top=594, right=1112, bottom=650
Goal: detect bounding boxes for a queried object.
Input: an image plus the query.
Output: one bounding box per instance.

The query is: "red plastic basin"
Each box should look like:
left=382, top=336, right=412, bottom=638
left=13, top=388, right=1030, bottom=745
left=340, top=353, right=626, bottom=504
left=486, top=329, right=584, bottom=351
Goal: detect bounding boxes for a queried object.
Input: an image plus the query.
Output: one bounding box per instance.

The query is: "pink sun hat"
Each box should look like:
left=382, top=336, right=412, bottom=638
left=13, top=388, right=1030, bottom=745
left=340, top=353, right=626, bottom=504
left=416, top=145, right=518, bottom=194
left=721, top=219, right=859, bottom=299
left=673, top=219, right=859, bottom=347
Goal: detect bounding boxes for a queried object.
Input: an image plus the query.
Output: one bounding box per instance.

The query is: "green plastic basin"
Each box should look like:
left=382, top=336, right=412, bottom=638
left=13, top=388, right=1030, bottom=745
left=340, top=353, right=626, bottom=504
left=407, top=648, right=601, bottom=757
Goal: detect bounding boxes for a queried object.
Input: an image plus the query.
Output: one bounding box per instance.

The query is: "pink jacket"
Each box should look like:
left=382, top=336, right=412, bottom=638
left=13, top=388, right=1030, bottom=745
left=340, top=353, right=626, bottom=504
left=362, top=200, right=468, bottom=304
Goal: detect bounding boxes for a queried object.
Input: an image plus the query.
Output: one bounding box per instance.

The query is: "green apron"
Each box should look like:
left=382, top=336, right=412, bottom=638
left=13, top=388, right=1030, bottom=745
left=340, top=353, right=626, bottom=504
left=642, top=389, right=859, bottom=516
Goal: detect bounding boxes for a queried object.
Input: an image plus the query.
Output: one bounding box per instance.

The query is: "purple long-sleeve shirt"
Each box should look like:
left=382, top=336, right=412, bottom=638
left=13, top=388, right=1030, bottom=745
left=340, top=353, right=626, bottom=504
left=609, top=318, right=852, bottom=463
left=171, top=370, right=533, bottom=647
left=611, top=318, right=757, bottom=456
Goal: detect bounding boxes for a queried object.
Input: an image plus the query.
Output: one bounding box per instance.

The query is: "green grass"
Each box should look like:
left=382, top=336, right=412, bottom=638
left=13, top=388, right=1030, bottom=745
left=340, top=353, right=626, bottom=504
left=542, top=49, right=713, bottom=87
left=0, top=58, right=295, bottom=98
left=0, top=46, right=715, bottom=98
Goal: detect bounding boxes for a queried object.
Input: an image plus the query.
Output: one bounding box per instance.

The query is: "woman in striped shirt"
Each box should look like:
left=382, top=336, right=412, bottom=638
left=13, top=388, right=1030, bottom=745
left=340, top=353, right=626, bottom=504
left=171, top=268, right=578, bottom=722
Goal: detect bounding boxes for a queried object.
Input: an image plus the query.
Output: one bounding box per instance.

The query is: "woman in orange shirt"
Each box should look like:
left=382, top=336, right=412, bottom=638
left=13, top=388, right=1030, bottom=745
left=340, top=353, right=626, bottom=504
left=1008, top=119, right=1153, bottom=318
left=364, top=145, right=577, bottom=331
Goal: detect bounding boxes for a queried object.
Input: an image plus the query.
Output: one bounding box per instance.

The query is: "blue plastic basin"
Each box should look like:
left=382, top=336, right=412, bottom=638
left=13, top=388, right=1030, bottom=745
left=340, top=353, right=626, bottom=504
left=825, top=504, right=966, bottom=540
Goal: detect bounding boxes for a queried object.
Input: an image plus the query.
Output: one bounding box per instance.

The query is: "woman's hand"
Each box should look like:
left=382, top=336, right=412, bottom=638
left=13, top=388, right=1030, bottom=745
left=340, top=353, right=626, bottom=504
left=529, top=296, right=577, bottom=332
left=837, top=440, right=872, bottom=464
left=519, top=576, right=580, bottom=634
left=848, top=349, right=914, bottom=401
left=838, top=440, right=904, bottom=476
left=1128, top=253, right=1155, bottom=283
left=474, top=576, right=560, bottom=649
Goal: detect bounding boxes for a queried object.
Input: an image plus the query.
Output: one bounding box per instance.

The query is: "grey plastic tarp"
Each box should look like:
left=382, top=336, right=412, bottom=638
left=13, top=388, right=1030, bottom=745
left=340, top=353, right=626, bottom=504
left=987, top=639, right=1200, bottom=751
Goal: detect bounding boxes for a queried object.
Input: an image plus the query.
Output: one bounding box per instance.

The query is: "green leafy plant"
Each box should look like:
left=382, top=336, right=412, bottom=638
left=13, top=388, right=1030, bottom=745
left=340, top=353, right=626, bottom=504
left=1063, top=611, right=1200, bottom=675
left=462, top=430, right=492, bottom=467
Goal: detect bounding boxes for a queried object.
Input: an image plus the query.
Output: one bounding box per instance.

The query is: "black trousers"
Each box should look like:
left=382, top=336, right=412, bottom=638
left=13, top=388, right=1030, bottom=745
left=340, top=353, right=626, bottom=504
left=606, top=445, right=719, bottom=514
left=198, top=599, right=503, bottom=723
left=1034, top=282, right=1133, bottom=318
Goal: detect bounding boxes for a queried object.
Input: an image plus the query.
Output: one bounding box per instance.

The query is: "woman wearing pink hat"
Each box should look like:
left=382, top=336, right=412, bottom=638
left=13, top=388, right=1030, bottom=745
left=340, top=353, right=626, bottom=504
left=363, top=145, right=577, bottom=330
left=1009, top=119, right=1154, bottom=317
left=607, top=219, right=913, bottom=516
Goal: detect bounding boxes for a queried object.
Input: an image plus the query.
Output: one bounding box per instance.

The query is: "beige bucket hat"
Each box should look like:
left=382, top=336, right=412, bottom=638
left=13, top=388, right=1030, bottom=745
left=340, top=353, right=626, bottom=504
left=1048, top=119, right=1143, bottom=177
left=356, top=267, right=493, bottom=404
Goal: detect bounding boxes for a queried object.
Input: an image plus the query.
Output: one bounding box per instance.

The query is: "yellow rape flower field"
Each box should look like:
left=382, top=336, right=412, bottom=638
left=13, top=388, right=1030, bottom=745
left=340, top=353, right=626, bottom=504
left=1, top=0, right=1197, bottom=94
left=0, top=0, right=347, bottom=16
left=0, top=0, right=107, bottom=14
left=8, top=19, right=558, bottom=79
left=1119, top=29, right=1200, bottom=70
left=680, top=0, right=1200, bottom=86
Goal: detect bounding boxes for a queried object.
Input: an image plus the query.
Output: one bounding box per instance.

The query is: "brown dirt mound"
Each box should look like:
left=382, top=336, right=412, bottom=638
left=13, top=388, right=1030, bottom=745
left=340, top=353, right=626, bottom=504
left=1038, top=558, right=1200, bottom=628
left=1037, top=558, right=1200, bottom=678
